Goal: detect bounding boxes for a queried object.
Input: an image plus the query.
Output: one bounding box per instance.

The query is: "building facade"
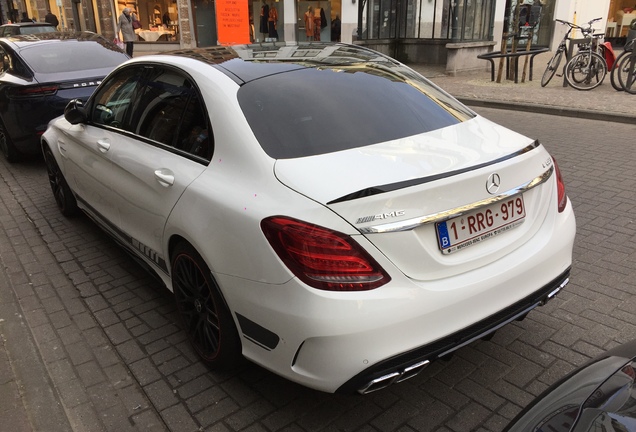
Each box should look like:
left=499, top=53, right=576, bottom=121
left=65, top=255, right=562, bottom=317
left=2, top=0, right=622, bottom=69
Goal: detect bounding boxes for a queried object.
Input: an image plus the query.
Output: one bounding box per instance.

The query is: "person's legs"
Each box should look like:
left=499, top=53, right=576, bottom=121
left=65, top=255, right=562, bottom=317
left=126, top=42, right=134, bottom=57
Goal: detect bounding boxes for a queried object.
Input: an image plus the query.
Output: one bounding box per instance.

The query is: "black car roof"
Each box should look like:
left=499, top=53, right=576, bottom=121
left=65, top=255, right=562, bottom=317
left=157, top=42, right=402, bottom=84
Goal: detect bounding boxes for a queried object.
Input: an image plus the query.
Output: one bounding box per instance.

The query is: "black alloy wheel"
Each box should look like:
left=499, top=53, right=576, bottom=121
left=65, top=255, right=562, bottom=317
left=0, top=119, right=19, bottom=162
left=172, top=243, right=242, bottom=369
left=43, top=145, right=78, bottom=216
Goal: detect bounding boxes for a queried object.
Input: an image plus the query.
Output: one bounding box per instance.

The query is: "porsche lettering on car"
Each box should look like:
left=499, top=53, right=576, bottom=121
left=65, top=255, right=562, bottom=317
left=41, top=42, right=576, bottom=394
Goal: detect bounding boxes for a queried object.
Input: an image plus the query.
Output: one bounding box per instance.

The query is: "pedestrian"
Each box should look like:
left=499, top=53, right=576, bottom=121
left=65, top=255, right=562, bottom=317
left=44, top=10, right=59, bottom=28
left=331, top=15, right=341, bottom=42
left=117, top=7, right=137, bottom=57
left=20, top=12, right=33, bottom=23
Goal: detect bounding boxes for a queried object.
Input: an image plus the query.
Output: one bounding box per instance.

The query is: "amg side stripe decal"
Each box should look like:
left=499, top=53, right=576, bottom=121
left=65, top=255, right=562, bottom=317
left=75, top=195, right=168, bottom=273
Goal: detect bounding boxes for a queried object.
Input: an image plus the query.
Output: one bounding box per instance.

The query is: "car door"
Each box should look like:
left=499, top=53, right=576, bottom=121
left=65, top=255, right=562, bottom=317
left=104, top=65, right=211, bottom=274
left=58, top=66, right=144, bottom=230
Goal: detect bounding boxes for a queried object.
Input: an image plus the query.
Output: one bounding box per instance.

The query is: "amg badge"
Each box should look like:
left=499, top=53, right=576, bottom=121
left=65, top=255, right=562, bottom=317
left=356, top=210, right=405, bottom=224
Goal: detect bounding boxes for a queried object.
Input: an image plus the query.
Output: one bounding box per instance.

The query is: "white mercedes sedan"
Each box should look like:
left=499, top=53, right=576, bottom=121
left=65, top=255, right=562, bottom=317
left=42, top=42, right=576, bottom=394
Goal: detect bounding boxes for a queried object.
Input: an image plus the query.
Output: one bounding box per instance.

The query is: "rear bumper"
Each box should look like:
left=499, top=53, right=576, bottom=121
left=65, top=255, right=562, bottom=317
left=336, top=268, right=570, bottom=394
left=216, top=199, right=575, bottom=394
left=4, top=88, right=93, bottom=156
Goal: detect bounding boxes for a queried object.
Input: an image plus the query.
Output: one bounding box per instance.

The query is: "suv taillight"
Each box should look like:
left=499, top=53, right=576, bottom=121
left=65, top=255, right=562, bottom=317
left=553, top=157, right=567, bottom=213
left=261, top=216, right=391, bottom=291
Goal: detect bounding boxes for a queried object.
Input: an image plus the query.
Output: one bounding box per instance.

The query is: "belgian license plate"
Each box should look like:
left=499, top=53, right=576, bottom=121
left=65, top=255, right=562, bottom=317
left=436, top=196, right=526, bottom=254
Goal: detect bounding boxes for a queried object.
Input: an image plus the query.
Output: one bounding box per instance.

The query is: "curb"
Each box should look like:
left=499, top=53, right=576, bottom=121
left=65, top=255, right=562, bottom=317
left=458, top=97, right=636, bottom=124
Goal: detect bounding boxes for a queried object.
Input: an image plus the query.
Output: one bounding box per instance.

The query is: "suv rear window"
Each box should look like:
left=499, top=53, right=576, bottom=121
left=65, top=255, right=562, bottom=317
left=238, top=65, right=475, bottom=159
left=19, top=25, right=56, bottom=34
left=19, top=40, right=125, bottom=73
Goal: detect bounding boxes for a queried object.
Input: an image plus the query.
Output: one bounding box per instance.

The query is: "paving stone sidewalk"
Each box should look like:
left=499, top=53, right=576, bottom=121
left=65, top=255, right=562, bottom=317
left=0, top=162, right=167, bottom=431
left=411, top=50, right=636, bottom=123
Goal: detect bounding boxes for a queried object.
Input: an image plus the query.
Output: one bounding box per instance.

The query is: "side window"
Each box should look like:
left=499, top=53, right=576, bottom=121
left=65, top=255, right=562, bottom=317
left=0, top=48, right=8, bottom=73
left=91, top=67, right=143, bottom=130
left=134, top=68, right=213, bottom=160
left=134, top=70, right=189, bottom=146
left=174, top=93, right=212, bottom=161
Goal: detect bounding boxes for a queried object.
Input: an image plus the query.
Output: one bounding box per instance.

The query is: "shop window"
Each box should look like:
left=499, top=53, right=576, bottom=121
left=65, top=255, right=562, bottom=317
left=362, top=0, right=494, bottom=41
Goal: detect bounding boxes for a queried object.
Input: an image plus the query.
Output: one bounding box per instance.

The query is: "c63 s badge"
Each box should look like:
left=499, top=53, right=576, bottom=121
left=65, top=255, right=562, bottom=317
left=356, top=210, right=405, bottom=224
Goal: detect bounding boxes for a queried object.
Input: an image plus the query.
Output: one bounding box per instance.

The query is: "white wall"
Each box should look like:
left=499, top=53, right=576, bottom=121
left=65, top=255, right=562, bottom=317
left=283, top=0, right=297, bottom=41
left=340, top=0, right=358, bottom=43
left=551, top=0, right=611, bottom=47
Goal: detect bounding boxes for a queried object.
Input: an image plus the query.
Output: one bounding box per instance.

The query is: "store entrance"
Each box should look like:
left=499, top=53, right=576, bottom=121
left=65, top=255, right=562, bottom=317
left=194, top=0, right=218, bottom=46
left=504, top=0, right=554, bottom=48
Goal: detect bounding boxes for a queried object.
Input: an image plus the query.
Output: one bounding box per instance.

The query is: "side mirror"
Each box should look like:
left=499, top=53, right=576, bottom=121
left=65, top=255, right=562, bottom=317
left=64, top=99, right=88, bottom=124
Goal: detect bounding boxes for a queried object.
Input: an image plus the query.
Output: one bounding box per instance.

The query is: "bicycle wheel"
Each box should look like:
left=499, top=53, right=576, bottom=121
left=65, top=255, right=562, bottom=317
left=565, top=52, right=607, bottom=90
left=610, top=50, right=631, bottom=91
left=541, top=49, right=564, bottom=87
left=620, top=52, right=636, bottom=94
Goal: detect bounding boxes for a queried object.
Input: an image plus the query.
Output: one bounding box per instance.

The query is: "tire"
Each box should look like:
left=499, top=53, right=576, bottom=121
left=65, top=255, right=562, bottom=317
left=610, top=50, right=631, bottom=91
left=565, top=52, right=607, bottom=91
left=620, top=53, right=636, bottom=95
left=172, top=242, right=242, bottom=369
left=0, top=119, right=20, bottom=163
left=541, top=49, right=563, bottom=87
left=42, top=145, right=78, bottom=216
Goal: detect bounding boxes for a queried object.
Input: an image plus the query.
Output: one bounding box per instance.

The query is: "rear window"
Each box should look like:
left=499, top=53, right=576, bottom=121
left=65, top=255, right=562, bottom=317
left=19, top=40, right=125, bottom=73
left=19, top=26, right=56, bottom=34
left=238, top=66, right=475, bottom=159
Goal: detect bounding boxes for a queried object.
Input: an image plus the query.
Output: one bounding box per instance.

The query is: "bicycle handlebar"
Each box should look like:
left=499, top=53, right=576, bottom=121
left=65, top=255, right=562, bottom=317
left=555, top=17, right=603, bottom=29
left=554, top=17, right=603, bottom=38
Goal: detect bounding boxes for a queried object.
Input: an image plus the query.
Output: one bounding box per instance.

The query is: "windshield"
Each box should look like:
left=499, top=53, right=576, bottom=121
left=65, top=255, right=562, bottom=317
left=238, top=64, right=474, bottom=159
left=20, top=40, right=126, bottom=74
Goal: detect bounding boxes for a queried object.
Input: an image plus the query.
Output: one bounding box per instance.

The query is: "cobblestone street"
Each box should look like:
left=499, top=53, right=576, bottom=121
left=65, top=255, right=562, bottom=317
left=1, top=107, right=635, bottom=431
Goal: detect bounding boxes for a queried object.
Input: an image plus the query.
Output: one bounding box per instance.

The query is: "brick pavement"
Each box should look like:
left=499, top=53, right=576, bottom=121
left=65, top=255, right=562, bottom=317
left=0, top=161, right=166, bottom=431
left=0, top=66, right=635, bottom=431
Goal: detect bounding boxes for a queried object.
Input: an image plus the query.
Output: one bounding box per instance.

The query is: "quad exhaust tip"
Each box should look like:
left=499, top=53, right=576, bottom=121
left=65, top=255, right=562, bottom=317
left=357, top=360, right=430, bottom=394
left=356, top=276, right=570, bottom=394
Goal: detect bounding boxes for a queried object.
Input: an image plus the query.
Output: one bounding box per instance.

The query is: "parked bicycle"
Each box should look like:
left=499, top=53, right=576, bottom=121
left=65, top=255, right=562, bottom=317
left=541, top=18, right=607, bottom=90
left=610, top=39, right=636, bottom=93
left=541, top=19, right=580, bottom=87
left=564, top=18, right=608, bottom=91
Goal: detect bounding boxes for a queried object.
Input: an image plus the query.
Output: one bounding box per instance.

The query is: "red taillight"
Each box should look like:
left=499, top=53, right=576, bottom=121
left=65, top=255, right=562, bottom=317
left=10, top=85, right=58, bottom=98
left=261, top=216, right=391, bottom=291
left=553, top=157, right=567, bottom=213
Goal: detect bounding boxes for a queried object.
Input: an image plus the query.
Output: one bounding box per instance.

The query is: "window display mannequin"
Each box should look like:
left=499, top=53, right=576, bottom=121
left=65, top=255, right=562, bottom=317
left=260, top=0, right=269, bottom=39
left=268, top=2, right=278, bottom=39
left=304, top=6, right=314, bottom=40
left=313, top=6, right=322, bottom=41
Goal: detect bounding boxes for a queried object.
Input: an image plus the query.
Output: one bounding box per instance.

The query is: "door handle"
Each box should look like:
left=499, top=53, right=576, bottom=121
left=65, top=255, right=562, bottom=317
left=97, top=139, right=111, bottom=153
left=154, top=169, right=175, bottom=187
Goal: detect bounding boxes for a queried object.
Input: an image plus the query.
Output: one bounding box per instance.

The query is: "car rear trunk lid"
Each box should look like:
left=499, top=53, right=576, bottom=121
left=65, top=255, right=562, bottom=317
left=274, top=116, right=557, bottom=281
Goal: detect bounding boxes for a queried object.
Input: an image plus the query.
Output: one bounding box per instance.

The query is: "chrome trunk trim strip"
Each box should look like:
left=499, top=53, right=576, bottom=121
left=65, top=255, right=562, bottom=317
left=359, top=166, right=554, bottom=234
